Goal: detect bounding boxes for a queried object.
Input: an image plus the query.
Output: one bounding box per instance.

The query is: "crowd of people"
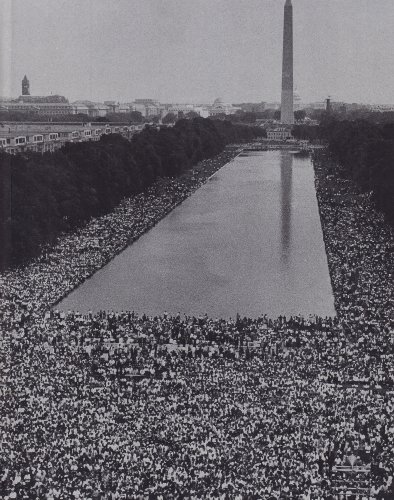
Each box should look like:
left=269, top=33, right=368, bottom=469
left=0, top=148, right=393, bottom=498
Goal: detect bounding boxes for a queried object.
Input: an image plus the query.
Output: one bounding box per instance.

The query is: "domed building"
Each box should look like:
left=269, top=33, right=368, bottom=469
left=213, top=97, right=224, bottom=107
left=209, top=97, right=241, bottom=116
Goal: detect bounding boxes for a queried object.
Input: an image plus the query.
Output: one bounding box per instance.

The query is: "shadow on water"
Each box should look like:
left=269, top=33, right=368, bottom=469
left=280, top=151, right=293, bottom=266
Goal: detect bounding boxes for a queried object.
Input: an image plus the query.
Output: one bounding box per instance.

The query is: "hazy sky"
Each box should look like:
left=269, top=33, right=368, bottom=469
left=1, top=0, right=394, bottom=104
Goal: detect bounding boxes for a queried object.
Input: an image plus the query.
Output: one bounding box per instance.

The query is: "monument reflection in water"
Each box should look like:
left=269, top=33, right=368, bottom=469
left=58, top=151, right=336, bottom=318
left=280, top=151, right=293, bottom=265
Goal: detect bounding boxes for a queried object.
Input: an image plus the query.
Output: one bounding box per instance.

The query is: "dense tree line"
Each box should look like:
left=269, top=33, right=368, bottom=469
left=321, top=120, right=394, bottom=223
left=1, top=118, right=262, bottom=266
left=293, top=119, right=394, bottom=223
left=328, top=109, right=394, bottom=124
left=295, top=119, right=394, bottom=225
left=292, top=124, right=323, bottom=141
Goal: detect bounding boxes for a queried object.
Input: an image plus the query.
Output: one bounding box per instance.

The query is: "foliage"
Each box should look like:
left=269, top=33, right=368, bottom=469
left=293, top=118, right=394, bottom=224
left=322, top=119, right=394, bottom=224
left=185, top=111, right=199, bottom=120
left=4, top=118, right=263, bottom=266
left=292, top=125, right=322, bottom=141
left=294, top=110, right=306, bottom=121
left=162, top=113, right=177, bottom=124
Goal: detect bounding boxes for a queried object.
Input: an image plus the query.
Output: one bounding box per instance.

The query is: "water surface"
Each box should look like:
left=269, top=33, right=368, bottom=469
left=59, top=151, right=335, bottom=318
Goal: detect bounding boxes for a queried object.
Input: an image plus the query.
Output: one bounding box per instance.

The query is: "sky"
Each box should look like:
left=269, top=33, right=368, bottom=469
left=1, top=0, right=394, bottom=104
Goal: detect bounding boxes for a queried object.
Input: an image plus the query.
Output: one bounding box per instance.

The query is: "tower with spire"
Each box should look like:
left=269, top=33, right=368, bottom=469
left=22, top=75, right=30, bottom=96
left=280, top=0, right=294, bottom=124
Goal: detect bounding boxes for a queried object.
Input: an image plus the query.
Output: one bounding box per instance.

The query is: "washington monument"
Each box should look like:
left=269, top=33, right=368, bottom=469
left=281, top=0, right=294, bottom=124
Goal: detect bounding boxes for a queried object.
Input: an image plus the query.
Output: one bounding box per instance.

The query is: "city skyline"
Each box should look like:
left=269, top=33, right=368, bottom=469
left=1, top=0, right=394, bottom=104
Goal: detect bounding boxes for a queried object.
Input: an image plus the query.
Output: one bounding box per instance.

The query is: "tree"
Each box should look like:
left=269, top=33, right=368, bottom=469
left=147, top=115, right=160, bottom=124
left=210, top=113, right=226, bottom=121
left=241, top=112, right=257, bottom=123
left=322, top=118, right=394, bottom=224
left=106, top=112, right=143, bottom=123
left=7, top=118, right=266, bottom=266
left=129, top=111, right=143, bottom=123
left=292, top=125, right=320, bottom=141
left=162, top=112, right=177, bottom=124
left=185, top=111, right=199, bottom=120
left=294, top=110, right=306, bottom=121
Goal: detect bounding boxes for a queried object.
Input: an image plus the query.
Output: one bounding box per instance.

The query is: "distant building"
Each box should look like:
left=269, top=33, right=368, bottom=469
left=234, top=102, right=266, bottom=113
left=95, top=103, right=110, bottom=117
left=166, top=104, right=193, bottom=115
left=118, top=103, right=132, bottom=114
left=145, top=105, right=162, bottom=117
left=368, top=104, right=394, bottom=112
left=19, top=94, right=69, bottom=104
left=130, top=103, right=146, bottom=115
left=104, top=101, right=119, bottom=114
left=308, top=100, right=362, bottom=114
left=163, top=104, right=210, bottom=119
left=0, top=102, right=39, bottom=115
left=30, top=102, right=72, bottom=115
left=0, top=122, right=140, bottom=155
left=308, top=101, right=326, bottom=110
left=72, top=102, right=90, bottom=115
left=128, top=100, right=163, bottom=118
left=72, top=101, right=109, bottom=117
left=134, top=99, right=160, bottom=107
left=22, top=75, right=30, bottom=96
left=265, top=102, right=281, bottom=110
left=193, top=106, right=210, bottom=118
left=209, top=97, right=241, bottom=116
left=1, top=100, right=72, bottom=116
left=331, top=102, right=347, bottom=113
left=0, top=76, right=73, bottom=115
